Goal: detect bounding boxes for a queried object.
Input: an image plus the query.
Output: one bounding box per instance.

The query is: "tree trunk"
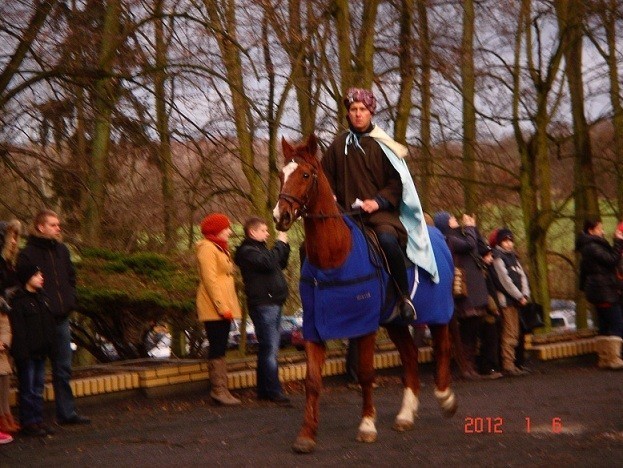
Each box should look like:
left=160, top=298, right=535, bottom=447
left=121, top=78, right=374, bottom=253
left=353, top=0, right=379, bottom=89
left=394, top=0, right=415, bottom=146
left=203, top=0, right=269, bottom=221
left=603, top=5, right=623, bottom=218
left=593, top=0, right=623, bottom=218
left=556, top=0, right=600, bottom=230
left=263, top=1, right=319, bottom=137
left=83, top=0, right=121, bottom=245
left=461, top=0, right=477, bottom=215
left=512, top=0, right=566, bottom=327
left=334, top=0, right=353, bottom=93
left=555, top=0, right=599, bottom=329
left=416, top=0, right=433, bottom=210
left=154, top=0, right=175, bottom=252
left=333, top=0, right=379, bottom=125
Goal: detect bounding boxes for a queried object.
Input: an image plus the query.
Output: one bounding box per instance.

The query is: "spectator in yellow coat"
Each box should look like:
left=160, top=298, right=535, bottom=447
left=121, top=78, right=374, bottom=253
left=196, top=213, right=242, bottom=405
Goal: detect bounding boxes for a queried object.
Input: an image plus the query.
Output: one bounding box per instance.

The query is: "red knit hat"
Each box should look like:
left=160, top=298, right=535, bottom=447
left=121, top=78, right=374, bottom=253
left=488, top=228, right=499, bottom=248
left=200, top=213, right=230, bottom=237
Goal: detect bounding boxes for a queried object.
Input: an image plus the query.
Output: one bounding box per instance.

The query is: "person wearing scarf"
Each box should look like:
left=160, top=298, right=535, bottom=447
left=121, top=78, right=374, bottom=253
left=321, top=87, right=437, bottom=322
left=196, top=213, right=242, bottom=405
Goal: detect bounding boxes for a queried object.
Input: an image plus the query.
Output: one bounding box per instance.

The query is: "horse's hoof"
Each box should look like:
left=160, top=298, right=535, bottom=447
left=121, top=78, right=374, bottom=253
left=442, top=399, right=458, bottom=418
left=392, top=419, right=415, bottom=432
left=434, top=388, right=458, bottom=418
left=356, top=430, right=377, bottom=443
left=292, top=436, right=316, bottom=454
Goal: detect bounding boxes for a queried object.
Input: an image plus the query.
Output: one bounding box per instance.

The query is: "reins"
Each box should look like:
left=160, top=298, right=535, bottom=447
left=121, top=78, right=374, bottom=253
left=302, top=209, right=362, bottom=219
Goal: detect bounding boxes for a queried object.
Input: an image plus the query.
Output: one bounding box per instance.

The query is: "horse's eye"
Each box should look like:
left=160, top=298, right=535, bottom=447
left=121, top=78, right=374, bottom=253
left=302, top=173, right=310, bottom=179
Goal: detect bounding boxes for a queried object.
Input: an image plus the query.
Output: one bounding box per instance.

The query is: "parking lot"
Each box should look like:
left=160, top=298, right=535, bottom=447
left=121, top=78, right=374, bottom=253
left=3, top=354, right=622, bottom=467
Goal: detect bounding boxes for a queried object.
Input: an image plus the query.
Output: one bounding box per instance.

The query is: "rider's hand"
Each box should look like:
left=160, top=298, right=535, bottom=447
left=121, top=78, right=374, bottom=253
left=361, top=199, right=379, bottom=213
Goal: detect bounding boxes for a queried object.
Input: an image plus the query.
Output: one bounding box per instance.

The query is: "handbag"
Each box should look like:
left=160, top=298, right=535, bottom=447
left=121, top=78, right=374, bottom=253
left=519, top=303, right=544, bottom=332
left=453, top=266, right=468, bottom=298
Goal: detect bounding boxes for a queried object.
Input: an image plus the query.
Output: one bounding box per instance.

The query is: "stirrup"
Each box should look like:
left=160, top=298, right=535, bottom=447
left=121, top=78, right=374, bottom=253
left=381, top=297, right=416, bottom=325
left=399, top=297, right=416, bottom=322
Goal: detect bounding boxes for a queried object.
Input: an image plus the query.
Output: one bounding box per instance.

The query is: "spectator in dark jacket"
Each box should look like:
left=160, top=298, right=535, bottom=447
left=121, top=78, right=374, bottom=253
left=479, top=244, right=503, bottom=379
left=9, top=262, right=56, bottom=437
left=576, top=218, right=623, bottom=369
left=434, top=211, right=488, bottom=380
left=234, top=217, right=291, bottom=404
left=17, top=209, right=90, bottom=425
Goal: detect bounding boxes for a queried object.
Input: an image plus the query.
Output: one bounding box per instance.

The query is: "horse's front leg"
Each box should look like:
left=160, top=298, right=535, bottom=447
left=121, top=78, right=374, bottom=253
left=430, top=324, right=458, bottom=418
left=292, top=340, right=326, bottom=454
left=385, top=323, right=420, bottom=431
left=355, top=332, right=378, bottom=443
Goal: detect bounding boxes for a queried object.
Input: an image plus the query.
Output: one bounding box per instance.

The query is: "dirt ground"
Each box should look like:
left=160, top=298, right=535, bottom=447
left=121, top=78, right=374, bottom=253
left=2, top=355, right=622, bottom=467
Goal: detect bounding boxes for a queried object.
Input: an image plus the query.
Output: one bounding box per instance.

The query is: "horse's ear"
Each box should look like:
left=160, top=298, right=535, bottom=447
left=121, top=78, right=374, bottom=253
left=302, top=133, right=321, bottom=168
left=281, top=136, right=293, bottom=161
left=306, top=134, right=318, bottom=158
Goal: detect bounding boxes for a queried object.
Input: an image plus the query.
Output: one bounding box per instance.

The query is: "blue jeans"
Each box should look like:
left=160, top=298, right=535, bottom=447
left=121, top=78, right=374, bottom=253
left=249, top=304, right=283, bottom=398
left=15, top=358, right=46, bottom=426
left=52, top=318, right=77, bottom=421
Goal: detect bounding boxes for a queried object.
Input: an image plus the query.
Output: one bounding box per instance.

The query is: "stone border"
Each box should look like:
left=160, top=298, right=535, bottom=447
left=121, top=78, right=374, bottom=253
left=9, top=337, right=598, bottom=405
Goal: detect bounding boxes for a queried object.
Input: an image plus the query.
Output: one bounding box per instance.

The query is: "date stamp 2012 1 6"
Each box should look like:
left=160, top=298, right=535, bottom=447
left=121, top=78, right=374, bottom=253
left=464, top=417, right=563, bottom=434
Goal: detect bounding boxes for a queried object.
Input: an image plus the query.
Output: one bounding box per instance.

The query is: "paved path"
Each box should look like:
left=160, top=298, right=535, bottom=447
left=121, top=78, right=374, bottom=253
left=2, top=356, right=622, bottom=467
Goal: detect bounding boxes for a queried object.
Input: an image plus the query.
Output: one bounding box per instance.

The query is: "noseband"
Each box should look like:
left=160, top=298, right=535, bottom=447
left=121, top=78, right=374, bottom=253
left=278, top=160, right=318, bottom=218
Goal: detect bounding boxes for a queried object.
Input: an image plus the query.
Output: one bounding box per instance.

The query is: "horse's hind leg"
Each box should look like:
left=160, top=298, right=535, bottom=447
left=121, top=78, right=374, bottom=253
left=430, top=324, right=458, bottom=418
left=355, top=332, right=378, bottom=443
left=292, top=341, right=326, bottom=454
left=385, top=324, right=420, bottom=432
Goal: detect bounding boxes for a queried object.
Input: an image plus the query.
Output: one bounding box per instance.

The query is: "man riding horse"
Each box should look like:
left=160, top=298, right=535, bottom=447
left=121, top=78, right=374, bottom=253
left=321, top=87, right=438, bottom=321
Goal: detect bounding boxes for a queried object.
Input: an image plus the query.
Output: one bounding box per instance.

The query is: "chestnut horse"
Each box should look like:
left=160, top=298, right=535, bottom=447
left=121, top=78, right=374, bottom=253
left=274, top=134, right=457, bottom=454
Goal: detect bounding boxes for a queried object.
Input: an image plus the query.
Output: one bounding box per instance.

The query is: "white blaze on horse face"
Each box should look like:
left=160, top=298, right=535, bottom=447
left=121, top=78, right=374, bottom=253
left=273, top=160, right=299, bottom=220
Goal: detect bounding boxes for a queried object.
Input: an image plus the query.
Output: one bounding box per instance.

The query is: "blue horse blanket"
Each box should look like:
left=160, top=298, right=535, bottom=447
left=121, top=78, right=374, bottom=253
left=300, top=219, right=453, bottom=342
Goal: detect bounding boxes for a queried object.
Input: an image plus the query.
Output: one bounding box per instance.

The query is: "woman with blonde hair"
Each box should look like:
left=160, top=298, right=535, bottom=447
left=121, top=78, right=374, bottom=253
left=196, top=213, right=242, bottom=405
left=0, top=219, right=23, bottom=441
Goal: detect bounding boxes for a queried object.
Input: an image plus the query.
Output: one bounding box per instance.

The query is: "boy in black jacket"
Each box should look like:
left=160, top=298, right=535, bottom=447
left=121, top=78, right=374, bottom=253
left=234, top=217, right=291, bottom=404
left=9, top=262, right=56, bottom=437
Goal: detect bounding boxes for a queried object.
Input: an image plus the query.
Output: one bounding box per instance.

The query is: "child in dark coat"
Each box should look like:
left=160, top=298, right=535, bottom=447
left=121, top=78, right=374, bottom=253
left=9, top=262, right=56, bottom=437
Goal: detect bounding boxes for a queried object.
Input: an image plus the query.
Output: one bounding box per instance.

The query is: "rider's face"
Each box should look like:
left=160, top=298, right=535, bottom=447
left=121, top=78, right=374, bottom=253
left=348, top=102, right=373, bottom=132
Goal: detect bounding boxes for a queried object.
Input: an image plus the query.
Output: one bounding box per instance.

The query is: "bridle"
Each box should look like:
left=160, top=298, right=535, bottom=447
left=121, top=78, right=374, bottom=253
left=277, top=158, right=363, bottom=220
left=277, top=159, right=318, bottom=218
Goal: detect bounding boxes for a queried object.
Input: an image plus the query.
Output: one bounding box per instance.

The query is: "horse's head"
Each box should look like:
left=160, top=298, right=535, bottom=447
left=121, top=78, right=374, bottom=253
left=273, top=134, right=320, bottom=231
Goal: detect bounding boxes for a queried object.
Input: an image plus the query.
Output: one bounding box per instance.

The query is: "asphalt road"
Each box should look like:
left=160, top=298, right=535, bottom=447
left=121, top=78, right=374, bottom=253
left=2, top=356, right=622, bottom=467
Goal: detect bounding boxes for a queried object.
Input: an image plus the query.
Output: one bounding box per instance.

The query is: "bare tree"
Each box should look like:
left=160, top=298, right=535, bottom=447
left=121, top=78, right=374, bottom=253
left=585, top=0, right=623, bottom=218
left=83, top=0, right=123, bottom=245
left=461, top=0, right=478, bottom=215
left=510, top=0, right=569, bottom=322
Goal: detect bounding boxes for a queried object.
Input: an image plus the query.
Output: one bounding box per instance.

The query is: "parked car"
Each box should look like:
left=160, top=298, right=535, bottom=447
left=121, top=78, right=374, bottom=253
left=549, top=299, right=593, bottom=331
left=279, top=315, right=301, bottom=348
left=291, top=308, right=304, bottom=328
left=291, top=327, right=305, bottom=351
left=228, top=319, right=258, bottom=350
left=145, top=323, right=172, bottom=358
left=550, top=311, right=575, bottom=332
